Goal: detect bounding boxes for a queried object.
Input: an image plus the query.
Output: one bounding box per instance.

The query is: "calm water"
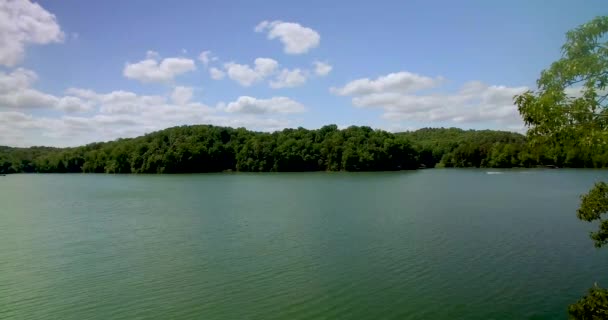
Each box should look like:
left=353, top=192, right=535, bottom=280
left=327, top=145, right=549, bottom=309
left=1, top=169, right=607, bottom=320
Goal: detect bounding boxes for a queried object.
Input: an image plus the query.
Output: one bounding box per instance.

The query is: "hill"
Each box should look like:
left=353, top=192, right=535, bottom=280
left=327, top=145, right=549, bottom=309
left=1, top=125, right=606, bottom=174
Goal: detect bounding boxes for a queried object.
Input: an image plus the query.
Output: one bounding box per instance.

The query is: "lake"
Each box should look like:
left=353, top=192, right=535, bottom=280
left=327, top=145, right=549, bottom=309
left=1, top=169, right=607, bottom=320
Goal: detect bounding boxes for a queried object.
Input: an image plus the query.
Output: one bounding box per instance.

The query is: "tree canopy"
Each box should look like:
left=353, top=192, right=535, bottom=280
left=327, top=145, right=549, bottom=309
left=515, top=16, right=608, bottom=319
left=1, top=125, right=419, bottom=174
left=515, top=16, right=608, bottom=152
left=1, top=125, right=606, bottom=175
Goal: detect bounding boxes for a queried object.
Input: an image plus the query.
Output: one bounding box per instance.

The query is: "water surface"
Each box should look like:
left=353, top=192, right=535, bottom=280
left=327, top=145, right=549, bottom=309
left=1, top=169, right=607, bottom=319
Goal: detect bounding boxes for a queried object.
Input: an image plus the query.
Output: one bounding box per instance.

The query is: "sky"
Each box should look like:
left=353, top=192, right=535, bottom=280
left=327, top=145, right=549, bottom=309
left=0, top=0, right=605, bottom=147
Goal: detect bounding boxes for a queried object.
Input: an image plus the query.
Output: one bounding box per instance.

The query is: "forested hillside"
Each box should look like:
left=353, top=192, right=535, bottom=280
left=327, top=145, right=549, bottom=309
left=399, top=128, right=608, bottom=168
left=1, top=125, right=606, bottom=174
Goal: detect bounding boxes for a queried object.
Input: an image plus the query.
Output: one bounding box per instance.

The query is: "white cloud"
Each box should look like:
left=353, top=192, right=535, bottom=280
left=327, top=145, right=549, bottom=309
left=0, top=88, right=57, bottom=109
left=146, top=50, right=160, bottom=60
left=368, top=84, right=527, bottom=126
left=270, top=68, right=307, bottom=88
left=123, top=54, right=196, bottom=83
left=313, top=61, right=332, bottom=76
left=207, top=116, right=289, bottom=132
left=43, top=87, right=220, bottom=139
left=0, top=68, right=37, bottom=91
left=0, top=110, right=33, bottom=124
left=56, top=96, right=92, bottom=112
left=66, top=88, right=169, bottom=114
left=0, top=69, right=91, bottom=112
left=224, top=62, right=259, bottom=86
left=255, top=20, right=320, bottom=54
left=0, top=67, right=306, bottom=146
left=223, top=96, right=306, bottom=114
left=562, top=86, right=608, bottom=99
left=224, top=57, right=278, bottom=86
left=171, top=86, right=193, bottom=105
left=17, top=86, right=303, bottom=144
left=0, top=91, right=298, bottom=147
left=331, top=71, right=443, bottom=96
left=198, top=50, right=212, bottom=66
left=333, top=72, right=528, bottom=128
left=209, top=67, right=225, bottom=80
left=0, top=0, right=64, bottom=66
left=0, top=66, right=305, bottom=146
left=253, top=58, right=279, bottom=76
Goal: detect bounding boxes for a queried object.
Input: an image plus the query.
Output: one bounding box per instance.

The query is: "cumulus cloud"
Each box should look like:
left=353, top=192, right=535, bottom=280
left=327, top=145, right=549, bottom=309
left=255, top=20, right=320, bottom=54
left=333, top=71, right=528, bottom=128
left=55, top=96, right=93, bottom=112
left=331, top=71, right=443, bottom=96
left=0, top=69, right=91, bottom=112
left=252, top=58, right=278, bottom=76
left=0, top=0, right=65, bottom=66
left=224, top=57, right=278, bottom=86
left=0, top=110, right=33, bottom=124
left=66, top=88, right=175, bottom=114
left=123, top=54, right=196, bottom=83
left=2, top=80, right=303, bottom=146
left=171, top=86, right=193, bottom=105
left=0, top=88, right=57, bottom=109
left=223, top=96, right=306, bottom=114
left=8, top=86, right=214, bottom=144
left=146, top=50, right=160, bottom=60
left=0, top=67, right=37, bottom=91
left=209, top=67, right=225, bottom=80
left=0, top=106, right=295, bottom=147
left=198, top=50, right=212, bottom=66
left=270, top=68, right=307, bottom=88
left=313, top=61, right=332, bottom=76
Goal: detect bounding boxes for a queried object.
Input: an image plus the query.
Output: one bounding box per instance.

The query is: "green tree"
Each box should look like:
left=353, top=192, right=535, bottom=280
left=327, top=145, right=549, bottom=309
left=514, top=16, right=608, bottom=319
left=577, top=182, right=608, bottom=248
left=2, top=123, right=607, bottom=174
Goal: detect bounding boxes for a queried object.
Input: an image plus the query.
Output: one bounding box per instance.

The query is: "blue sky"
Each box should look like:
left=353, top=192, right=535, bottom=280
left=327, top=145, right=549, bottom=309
left=0, top=0, right=605, bottom=146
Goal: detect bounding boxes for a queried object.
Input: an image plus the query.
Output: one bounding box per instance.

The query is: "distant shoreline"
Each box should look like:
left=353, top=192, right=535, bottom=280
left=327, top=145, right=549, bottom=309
left=2, top=125, right=605, bottom=174
left=4, top=167, right=607, bottom=177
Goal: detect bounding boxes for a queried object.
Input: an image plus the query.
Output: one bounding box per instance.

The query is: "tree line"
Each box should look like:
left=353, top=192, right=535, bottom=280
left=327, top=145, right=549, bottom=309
left=1, top=124, right=607, bottom=174
left=402, top=127, right=608, bottom=169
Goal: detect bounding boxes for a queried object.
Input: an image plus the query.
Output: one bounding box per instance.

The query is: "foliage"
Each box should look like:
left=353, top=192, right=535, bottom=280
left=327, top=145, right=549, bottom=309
left=2, top=124, right=608, bottom=175
left=515, top=16, right=608, bottom=152
left=577, top=182, right=608, bottom=248
left=514, top=16, right=608, bottom=319
left=399, top=127, right=606, bottom=168
left=568, top=285, right=608, bottom=320
left=0, top=125, right=421, bottom=174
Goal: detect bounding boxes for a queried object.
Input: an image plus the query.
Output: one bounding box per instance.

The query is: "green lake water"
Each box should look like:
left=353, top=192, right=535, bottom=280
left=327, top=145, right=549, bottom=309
left=1, top=169, right=607, bottom=319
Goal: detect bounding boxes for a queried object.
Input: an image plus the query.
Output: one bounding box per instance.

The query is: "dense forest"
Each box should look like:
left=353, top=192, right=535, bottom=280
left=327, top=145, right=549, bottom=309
left=1, top=124, right=607, bottom=174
